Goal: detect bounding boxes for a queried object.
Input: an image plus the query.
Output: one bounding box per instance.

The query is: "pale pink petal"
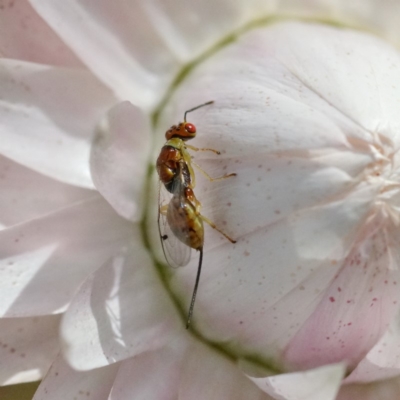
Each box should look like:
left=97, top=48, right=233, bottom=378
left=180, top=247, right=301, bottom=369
left=91, top=102, right=151, bottom=221
left=110, top=338, right=270, bottom=400
left=337, top=376, right=400, bottom=400
left=61, top=227, right=181, bottom=370
left=0, top=196, right=133, bottom=317
left=0, top=59, right=117, bottom=188
left=29, top=0, right=180, bottom=108
left=249, top=363, right=345, bottom=400
left=346, top=309, right=400, bottom=383
left=0, top=0, right=83, bottom=67
left=0, top=315, right=60, bottom=385
left=33, top=355, right=118, bottom=400
left=0, top=154, right=93, bottom=229
left=284, top=215, right=400, bottom=370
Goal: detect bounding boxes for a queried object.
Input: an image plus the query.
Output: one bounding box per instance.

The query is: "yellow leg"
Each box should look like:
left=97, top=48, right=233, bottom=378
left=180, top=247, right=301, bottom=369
left=200, top=214, right=236, bottom=243
left=186, top=144, right=220, bottom=155
left=159, top=204, right=168, bottom=215
left=192, top=161, right=236, bottom=182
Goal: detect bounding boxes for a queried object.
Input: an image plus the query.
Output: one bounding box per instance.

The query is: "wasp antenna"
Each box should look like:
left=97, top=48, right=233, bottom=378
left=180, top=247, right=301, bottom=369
left=184, top=101, right=214, bottom=122
left=186, top=248, right=204, bottom=329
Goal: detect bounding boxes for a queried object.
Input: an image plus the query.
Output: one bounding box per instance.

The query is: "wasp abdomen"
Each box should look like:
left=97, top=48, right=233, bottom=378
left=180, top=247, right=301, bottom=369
left=167, top=194, right=204, bottom=250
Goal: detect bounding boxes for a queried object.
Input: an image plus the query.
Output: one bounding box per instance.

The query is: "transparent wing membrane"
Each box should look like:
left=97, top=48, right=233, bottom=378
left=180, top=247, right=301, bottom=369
left=158, top=180, right=191, bottom=268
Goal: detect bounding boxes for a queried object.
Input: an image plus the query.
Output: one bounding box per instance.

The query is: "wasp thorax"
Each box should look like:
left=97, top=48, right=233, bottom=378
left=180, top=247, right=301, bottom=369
left=165, top=122, right=197, bottom=141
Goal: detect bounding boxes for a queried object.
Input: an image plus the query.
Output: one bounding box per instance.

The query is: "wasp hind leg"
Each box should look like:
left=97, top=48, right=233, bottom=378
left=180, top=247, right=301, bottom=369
left=200, top=214, right=236, bottom=243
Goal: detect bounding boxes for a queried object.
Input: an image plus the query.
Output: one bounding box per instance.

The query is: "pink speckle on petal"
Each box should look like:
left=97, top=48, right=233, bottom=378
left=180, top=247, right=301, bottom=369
left=329, top=297, right=335, bottom=302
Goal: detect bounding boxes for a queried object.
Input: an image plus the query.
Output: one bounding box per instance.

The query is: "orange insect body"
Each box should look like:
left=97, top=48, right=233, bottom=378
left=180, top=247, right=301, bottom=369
left=156, top=101, right=235, bottom=329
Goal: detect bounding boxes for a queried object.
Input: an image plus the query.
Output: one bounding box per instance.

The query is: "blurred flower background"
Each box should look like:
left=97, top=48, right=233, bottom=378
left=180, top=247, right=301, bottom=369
left=2, top=1, right=400, bottom=399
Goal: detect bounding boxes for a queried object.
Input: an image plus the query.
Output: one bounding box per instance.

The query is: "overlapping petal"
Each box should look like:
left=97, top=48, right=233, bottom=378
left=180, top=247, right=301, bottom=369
left=36, top=336, right=272, bottom=400
left=0, top=196, right=133, bottom=317
left=33, top=355, right=118, bottom=400
left=249, top=363, right=345, bottom=400
left=60, top=225, right=181, bottom=370
left=0, top=155, right=93, bottom=229
left=28, top=0, right=180, bottom=108
left=0, top=59, right=117, bottom=188
left=102, top=338, right=270, bottom=400
left=90, top=101, right=151, bottom=221
left=27, top=0, right=279, bottom=109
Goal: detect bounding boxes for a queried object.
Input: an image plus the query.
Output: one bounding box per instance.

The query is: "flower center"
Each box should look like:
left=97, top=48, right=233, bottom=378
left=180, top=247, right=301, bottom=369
left=365, top=136, right=400, bottom=226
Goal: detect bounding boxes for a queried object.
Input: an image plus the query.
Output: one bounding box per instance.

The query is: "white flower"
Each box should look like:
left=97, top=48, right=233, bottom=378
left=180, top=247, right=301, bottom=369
left=2, top=1, right=400, bottom=399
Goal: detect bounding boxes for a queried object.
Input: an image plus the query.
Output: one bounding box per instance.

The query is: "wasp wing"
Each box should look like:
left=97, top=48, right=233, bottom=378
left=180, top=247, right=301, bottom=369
left=158, top=178, right=191, bottom=268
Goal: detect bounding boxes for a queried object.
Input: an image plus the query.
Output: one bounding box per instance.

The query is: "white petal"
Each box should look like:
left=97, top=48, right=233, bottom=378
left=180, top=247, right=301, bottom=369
left=33, top=355, right=118, bottom=400
left=0, top=196, right=133, bottom=317
left=91, top=102, right=151, bottom=221
left=249, top=363, right=345, bottom=400
left=29, top=0, right=180, bottom=109
left=0, top=0, right=83, bottom=67
left=0, top=154, right=93, bottom=229
left=110, top=337, right=269, bottom=400
left=61, top=226, right=181, bottom=370
left=0, top=59, right=117, bottom=188
left=0, top=315, right=60, bottom=385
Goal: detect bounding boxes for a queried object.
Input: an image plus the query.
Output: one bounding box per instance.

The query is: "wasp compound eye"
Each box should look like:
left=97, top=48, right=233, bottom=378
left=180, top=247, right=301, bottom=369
left=185, top=123, right=196, bottom=134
